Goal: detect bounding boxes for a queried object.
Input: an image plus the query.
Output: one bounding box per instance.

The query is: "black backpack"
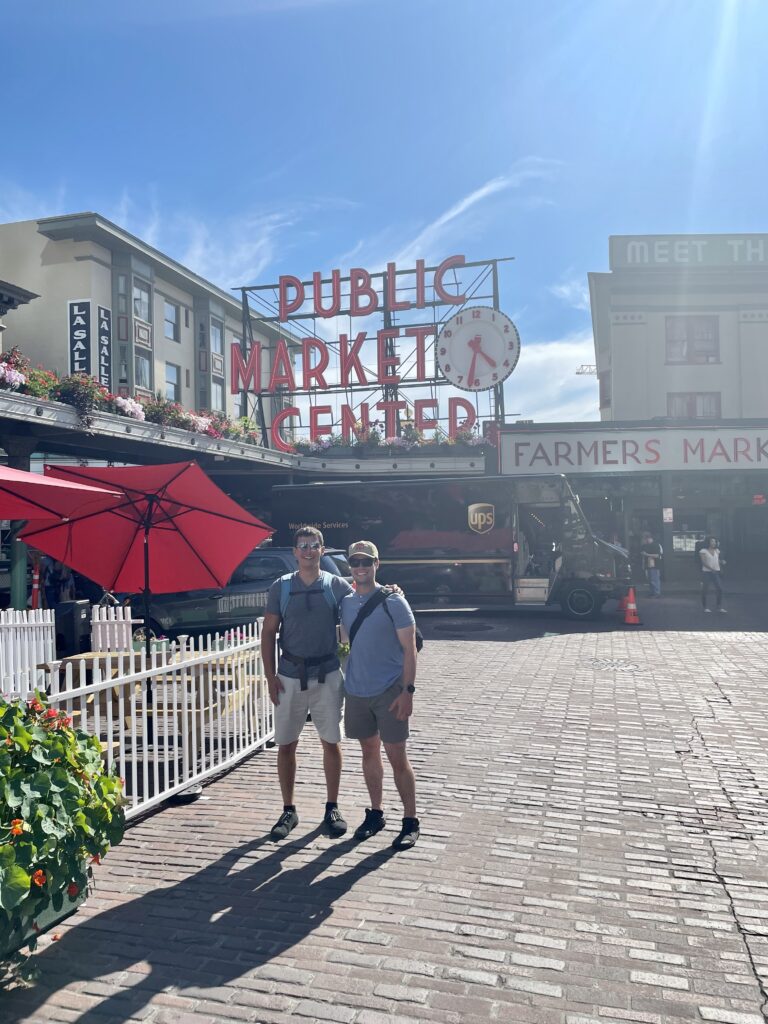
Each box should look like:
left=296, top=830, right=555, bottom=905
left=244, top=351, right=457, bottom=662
left=349, top=587, right=424, bottom=653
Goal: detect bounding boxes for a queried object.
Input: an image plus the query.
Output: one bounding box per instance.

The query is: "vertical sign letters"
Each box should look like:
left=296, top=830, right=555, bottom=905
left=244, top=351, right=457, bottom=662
left=68, top=301, right=91, bottom=375
left=97, top=306, right=112, bottom=389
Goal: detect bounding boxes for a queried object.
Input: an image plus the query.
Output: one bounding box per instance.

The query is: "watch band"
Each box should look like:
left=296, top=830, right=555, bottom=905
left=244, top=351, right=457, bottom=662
left=403, top=684, right=416, bottom=694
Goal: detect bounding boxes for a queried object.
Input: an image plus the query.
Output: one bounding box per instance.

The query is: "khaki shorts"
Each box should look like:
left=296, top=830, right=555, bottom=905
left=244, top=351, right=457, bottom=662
left=273, top=670, right=343, bottom=746
left=344, top=681, right=409, bottom=745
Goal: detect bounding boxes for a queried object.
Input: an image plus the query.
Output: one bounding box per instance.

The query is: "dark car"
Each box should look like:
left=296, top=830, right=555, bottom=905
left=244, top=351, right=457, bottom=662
left=125, top=547, right=351, bottom=638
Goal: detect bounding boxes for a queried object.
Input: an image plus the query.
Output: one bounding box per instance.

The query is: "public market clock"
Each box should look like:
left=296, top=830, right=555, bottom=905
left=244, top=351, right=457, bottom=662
left=436, top=306, right=521, bottom=391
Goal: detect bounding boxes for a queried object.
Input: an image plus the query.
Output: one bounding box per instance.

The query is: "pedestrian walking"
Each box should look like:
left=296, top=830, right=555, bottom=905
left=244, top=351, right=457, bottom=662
left=640, top=532, right=663, bottom=597
left=261, top=527, right=353, bottom=840
left=340, top=540, right=420, bottom=850
left=699, top=535, right=726, bottom=613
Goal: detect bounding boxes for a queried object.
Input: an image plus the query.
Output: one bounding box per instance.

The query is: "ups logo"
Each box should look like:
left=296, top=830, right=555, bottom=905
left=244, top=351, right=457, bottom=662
left=468, top=503, right=495, bottom=534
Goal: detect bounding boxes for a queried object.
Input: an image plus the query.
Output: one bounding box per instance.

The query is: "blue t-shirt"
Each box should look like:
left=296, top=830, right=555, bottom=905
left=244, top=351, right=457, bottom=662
left=341, top=587, right=415, bottom=697
left=266, top=572, right=352, bottom=679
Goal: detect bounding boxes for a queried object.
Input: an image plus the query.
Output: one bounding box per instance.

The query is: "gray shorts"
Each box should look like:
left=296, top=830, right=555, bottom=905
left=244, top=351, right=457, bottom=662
left=274, top=670, right=343, bottom=745
left=344, top=681, right=409, bottom=744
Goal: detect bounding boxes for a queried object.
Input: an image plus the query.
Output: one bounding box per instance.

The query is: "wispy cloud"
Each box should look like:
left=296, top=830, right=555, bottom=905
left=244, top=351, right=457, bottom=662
left=0, top=181, right=70, bottom=223
left=549, top=274, right=590, bottom=312
left=393, top=158, right=561, bottom=267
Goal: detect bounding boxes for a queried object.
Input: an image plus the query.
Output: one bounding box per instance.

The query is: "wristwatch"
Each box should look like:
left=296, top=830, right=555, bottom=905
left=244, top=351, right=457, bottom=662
left=402, top=684, right=416, bottom=694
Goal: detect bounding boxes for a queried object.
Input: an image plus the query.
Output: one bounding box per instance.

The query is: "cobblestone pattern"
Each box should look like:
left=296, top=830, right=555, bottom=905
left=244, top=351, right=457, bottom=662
left=5, top=629, right=768, bottom=1024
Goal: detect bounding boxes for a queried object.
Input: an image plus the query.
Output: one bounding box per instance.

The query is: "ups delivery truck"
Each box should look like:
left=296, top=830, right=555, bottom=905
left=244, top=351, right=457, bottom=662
left=271, top=474, right=631, bottom=619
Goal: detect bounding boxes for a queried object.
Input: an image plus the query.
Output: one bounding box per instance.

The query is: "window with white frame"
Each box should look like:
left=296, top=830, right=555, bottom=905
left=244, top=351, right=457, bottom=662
left=135, top=351, right=152, bottom=390
left=210, top=318, right=223, bottom=354
left=165, top=362, right=180, bottom=402
left=665, top=315, right=719, bottom=364
left=667, top=392, right=721, bottom=418
left=133, top=279, right=151, bottom=322
left=164, top=301, right=180, bottom=342
left=211, top=379, right=224, bottom=411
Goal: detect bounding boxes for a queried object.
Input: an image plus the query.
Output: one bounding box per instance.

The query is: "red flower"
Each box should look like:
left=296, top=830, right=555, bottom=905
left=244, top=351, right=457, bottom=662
left=44, top=708, right=58, bottom=720
left=32, top=869, right=46, bottom=887
left=66, top=882, right=80, bottom=898
left=10, top=818, right=24, bottom=836
left=91, top=854, right=101, bottom=865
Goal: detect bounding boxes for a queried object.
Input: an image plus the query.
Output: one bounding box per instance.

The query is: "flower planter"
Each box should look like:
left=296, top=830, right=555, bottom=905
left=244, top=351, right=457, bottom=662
left=1, top=878, right=88, bottom=960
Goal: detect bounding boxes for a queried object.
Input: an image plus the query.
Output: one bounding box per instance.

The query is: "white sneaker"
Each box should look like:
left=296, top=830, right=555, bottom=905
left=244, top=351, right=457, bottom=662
left=704, top=608, right=712, bottom=613
left=718, top=608, right=727, bottom=614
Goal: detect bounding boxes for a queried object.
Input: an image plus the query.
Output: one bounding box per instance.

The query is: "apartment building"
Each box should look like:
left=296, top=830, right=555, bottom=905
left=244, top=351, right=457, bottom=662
left=0, top=212, right=280, bottom=421
left=589, top=233, right=768, bottom=422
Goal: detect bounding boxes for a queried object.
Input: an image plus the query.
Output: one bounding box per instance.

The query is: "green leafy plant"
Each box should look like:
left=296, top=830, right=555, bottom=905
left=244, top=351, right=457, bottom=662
left=0, top=692, right=124, bottom=978
left=21, top=366, right=59, bottom=400
left=51, top=374, right=111, bottom=429
left=141, top=393, right=195, bottom=430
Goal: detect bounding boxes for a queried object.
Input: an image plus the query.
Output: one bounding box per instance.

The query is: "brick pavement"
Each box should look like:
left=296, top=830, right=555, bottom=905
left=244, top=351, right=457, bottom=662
left=5, top=629, right=768, bottom=1024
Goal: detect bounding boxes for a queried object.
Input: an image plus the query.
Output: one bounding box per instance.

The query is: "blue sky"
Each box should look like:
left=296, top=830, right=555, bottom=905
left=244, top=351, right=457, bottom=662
left=2, top=0, right=766, bottom=424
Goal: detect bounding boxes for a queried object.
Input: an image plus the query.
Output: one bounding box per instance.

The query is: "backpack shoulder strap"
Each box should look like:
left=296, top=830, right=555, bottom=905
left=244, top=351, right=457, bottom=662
left=348, top=588, right=390, bottom=646
left=279, top=572, right=296, bottom=618
left=320, top=571, right=338, bottom=615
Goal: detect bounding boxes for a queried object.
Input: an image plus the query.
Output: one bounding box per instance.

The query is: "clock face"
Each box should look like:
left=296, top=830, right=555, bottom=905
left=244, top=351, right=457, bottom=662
left=436, top=306, right=521, bottom=391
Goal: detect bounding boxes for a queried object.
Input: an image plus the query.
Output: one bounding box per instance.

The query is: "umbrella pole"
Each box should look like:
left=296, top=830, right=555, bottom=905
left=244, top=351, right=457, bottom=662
left=143, top=523, right=154, bottom=745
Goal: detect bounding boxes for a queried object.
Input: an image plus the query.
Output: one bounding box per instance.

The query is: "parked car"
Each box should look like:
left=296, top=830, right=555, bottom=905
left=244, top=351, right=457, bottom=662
left=124, top=547, right=352, bottom=639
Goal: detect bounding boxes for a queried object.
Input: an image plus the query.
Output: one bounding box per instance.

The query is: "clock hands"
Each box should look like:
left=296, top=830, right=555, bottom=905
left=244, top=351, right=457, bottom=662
left=467, top=351, right=479, bottom=388
left=468, top=334, right=497, bottom=369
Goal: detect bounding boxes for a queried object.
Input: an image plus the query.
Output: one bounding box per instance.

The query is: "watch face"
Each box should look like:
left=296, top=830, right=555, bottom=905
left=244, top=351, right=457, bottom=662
left=436, top=306, right=521, bottom=391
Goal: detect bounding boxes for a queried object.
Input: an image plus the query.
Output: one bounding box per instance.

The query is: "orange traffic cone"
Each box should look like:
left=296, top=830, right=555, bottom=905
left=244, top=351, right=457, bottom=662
left=623, top=587, right=641, bottom=626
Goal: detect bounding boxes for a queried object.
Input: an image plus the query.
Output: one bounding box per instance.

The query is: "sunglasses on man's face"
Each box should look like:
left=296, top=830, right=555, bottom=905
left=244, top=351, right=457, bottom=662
left=296, top=541, right=322, bottom=551
left=349, top=557, right=375, bottom=567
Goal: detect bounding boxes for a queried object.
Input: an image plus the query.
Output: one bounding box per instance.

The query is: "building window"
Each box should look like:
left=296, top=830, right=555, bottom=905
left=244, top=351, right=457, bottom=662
left=667, top=392, right=721, bottom=419
left=211, top=379, right=224, bottom=411
left=666, top=315, right=719, bottom=364
left=133, top=279, right=151, bottom=322
left=598, top=370, right=611, bottom=409
left=165, top=363, right=180, bottom=402
left=210, top=318, right=223, bottom=354
left=164, top=301, right=180, bottom=341
left=135, top=351, right=152, bottom=391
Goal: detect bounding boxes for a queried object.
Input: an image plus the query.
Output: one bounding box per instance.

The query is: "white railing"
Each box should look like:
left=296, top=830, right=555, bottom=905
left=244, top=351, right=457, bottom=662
left=44, top=621, right=273, bottom=820
left=0, top=608, right=56, bottom=697
left=91, top=604, right=142, bottom=653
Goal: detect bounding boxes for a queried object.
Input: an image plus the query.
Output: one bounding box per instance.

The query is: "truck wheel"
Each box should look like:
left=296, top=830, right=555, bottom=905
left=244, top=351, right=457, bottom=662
left=561, top=584, right=601, bottom=620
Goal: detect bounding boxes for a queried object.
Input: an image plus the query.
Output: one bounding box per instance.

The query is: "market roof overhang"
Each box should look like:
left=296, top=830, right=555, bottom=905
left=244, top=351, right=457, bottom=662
left=0, top=392, right=487, bottom=480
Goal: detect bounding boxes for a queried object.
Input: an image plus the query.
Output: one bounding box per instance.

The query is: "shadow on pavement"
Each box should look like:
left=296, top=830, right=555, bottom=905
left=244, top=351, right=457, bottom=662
left=5, top=826, right=396, bottom=1024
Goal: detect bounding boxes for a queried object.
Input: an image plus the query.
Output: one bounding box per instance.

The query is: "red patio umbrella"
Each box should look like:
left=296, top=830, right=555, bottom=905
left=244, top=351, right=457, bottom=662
left=20, top=461, right=273, bottom=654
left=0, top=464, right=122, bottom=521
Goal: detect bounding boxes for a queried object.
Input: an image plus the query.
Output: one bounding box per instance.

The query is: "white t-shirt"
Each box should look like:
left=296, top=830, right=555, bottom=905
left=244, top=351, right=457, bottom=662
left=699, top=548, right=721, bottom=573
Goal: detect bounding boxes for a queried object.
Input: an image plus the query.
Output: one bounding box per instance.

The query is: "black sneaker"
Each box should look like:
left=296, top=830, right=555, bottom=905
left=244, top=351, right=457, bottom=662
left=270, top=808, right=298, bottom=840
left=392, top=817, right=420, bottom=850
left=354, top=808, right=386, bottom=841
left=324, top=806, right=348, bottom=837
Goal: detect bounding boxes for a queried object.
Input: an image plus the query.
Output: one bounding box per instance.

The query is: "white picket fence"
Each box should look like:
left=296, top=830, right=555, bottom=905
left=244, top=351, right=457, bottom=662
left=44, top=620, right=273, bottom=820
left=91, top=604, right=142, bottom=653
left=0, top=608, right=56, bottom=696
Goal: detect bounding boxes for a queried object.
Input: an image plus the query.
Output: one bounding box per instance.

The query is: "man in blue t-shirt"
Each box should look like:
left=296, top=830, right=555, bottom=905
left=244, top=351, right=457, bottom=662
left=341, top=540, right=420, bottom=850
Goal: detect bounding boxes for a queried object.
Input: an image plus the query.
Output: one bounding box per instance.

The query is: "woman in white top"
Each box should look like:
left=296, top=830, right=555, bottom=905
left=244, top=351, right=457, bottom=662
left=699, top=536, right=726, bottom=613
